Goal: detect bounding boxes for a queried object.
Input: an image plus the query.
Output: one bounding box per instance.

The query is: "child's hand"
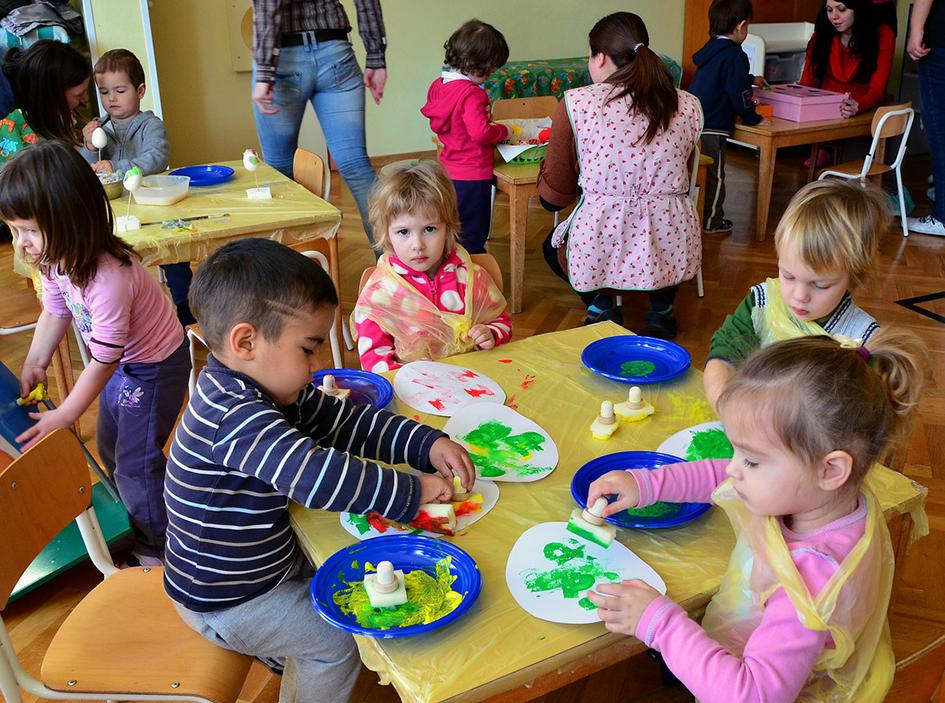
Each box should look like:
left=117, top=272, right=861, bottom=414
left=467, top=324, right=495, bottom=350
left=82, top=119, right=100, bottom=150
left=20, top=365, right=48, bottom=399
left=93, top=160, right=113, bottom=175
left=585, top=579, right=663, bottom=636
left=15, top=406, right=74, bottom=451
left=428, top=436, right=476, bottom=491
left=419, top=473, right=452, bottom=504
left=587, top=470, right=640, bottom=517
left=752, top=75, right=769, bottom=89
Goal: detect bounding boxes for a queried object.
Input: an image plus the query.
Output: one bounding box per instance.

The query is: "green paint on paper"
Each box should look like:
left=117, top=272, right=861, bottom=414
left=347, top=514, right=371, bottom=535
left=461, top=420, right=551, bottom=478
left=521, top=539, right=619, bottom=601
left=626, top=502, right=680, bottom=518
left=332, top=557, right=463, bottom=630
left=620, top=360, right=656, bottom=377
left=578, top=597, right=596, bottom=610
left=685, top=427, right=734, bottom=461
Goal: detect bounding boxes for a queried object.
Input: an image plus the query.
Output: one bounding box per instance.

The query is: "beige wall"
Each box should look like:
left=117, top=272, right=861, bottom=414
left=150, top=0, right=684, bottom=167
left=86, top=0, right=158, bottom=114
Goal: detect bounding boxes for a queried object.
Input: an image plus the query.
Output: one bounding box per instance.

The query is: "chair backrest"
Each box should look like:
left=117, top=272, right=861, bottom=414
left=293, top=147, right=331, bottom=201
left=0, top=430, right=90, bottom=609
left=869, top=103, right=915, bottom=172
left=492, top=96, right=558, bottom=121
left=358, top=254, right=504, bottom=295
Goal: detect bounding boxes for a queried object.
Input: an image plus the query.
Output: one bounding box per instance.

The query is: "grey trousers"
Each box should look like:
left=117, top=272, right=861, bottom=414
left=700, top=132, right=728, bottom=230
left=174, top=552, right=361, bottom=703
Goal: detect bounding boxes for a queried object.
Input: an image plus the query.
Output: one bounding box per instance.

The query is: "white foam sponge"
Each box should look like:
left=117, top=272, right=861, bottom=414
left=363, top=560, right=407, bottom=608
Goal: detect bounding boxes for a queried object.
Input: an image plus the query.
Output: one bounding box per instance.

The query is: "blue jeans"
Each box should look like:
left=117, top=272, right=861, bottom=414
left=252, top=39, right=377, bottom=244
left=918, top=47, right=945, bottom=221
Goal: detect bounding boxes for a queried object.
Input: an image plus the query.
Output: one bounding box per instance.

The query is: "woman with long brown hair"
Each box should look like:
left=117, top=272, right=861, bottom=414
left=538, top=12, right=702, bottom=338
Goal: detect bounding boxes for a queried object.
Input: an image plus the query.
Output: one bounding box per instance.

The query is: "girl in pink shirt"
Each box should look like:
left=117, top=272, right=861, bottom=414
left=421, top=19, right=512, bottom=254
left=585, top=331, right=929, bottom=702
left=0, top=140, right=189, bottom=565
left=354, top=160, right=511, bottom=373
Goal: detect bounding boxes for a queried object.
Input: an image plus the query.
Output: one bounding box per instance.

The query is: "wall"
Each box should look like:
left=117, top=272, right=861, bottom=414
left=148, top=0, right=684, bottom=166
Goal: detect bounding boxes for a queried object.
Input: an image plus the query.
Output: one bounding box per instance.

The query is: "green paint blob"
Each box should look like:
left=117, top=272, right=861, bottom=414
left=461, top=420, right=551, bottom=478
left=578, top=597, right=597, bottom=610
left=521, top=539, right=620, bottom=601
left=347, top=514, right=371, bottom=535
left=685, top=427, right=734, bottom=461
left=626, top=501, right=681, bottom=518
left=619, top=360, right=656, bottom=377
left=332, top=557, right=463, bottom=630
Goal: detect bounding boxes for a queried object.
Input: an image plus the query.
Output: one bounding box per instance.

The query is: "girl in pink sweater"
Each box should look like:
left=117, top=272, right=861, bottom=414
left=354, top=160, right=511, bottom=373
left=585, top=331, right=929, bottom=702
left=421, top=19, right=512, bottom=254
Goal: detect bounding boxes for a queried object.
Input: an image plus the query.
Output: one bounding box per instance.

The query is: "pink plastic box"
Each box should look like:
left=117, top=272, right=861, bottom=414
left=753, top=84, right=846, bottom=122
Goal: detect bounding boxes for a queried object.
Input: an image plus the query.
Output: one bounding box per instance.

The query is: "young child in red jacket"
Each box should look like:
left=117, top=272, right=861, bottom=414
left=421, top=19, right=512, bottom=254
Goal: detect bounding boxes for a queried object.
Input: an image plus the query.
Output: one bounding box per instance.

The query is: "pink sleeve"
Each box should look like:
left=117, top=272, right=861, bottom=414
left=40, top=273, right=70, bottom=318
left=635, top=549, right=836, bottom=703
left=355, top=317, right=401, bottom=373
left=485, top=311, right=513, bottom=346
left=628, top=459, right=729, bottom=506
left=461, top=91, right=509, bottom=145
left=83, top=269, right=132, bottom=364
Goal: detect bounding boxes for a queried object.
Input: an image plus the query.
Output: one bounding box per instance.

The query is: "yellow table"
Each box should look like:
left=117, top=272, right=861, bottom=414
left=290, top=322, right=928, bottom=703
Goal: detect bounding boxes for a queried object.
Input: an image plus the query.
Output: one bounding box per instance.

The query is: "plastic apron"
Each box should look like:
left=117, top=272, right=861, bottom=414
left=701, top=480, right=895, bottom=702
left=752, top=278, right=866, bottom=349
left=354, top=247, right=508, bottom=364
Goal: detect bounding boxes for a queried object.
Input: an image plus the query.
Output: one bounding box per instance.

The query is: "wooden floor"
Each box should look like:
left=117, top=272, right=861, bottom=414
left=2, top=145, right=944, bottom=703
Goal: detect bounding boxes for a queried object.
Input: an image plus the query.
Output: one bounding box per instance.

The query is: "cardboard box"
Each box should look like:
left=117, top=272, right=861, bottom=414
left=753, top=84, right=846, bottom=122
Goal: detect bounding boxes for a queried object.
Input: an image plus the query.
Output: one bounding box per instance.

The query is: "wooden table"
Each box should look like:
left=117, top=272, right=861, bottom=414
left=289, top=323, right=927, bottom=703
left=732, top=112, right=875, bottom=240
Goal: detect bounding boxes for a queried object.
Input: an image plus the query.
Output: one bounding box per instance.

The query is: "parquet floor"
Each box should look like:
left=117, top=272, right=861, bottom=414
left=1, top=144, right=943, bottom=703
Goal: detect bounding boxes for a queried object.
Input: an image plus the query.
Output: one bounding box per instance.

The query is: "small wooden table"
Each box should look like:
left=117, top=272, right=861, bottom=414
left=732, top=112, right=876, bottom=240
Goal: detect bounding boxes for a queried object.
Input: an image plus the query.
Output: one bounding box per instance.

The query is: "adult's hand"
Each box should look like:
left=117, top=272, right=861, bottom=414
left=252, top=82, right=279, bottom=115
left=839, top=96, right=859, bottom=119
left=907, top=29, right=930, bottom=61
left=364, top=68, right=387, bottom=104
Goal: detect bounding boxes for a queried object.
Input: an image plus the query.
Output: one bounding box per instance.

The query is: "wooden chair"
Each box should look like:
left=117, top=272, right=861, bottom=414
left=0, top=429, right=253, bottom=703
left=292, top=147, right=331, bottom=201
left=818, top=103, right=915, bottom=238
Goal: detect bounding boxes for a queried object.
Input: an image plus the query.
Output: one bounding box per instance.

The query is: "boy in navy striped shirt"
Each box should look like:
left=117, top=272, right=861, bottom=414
left=164, top=239, right=475, bottom=702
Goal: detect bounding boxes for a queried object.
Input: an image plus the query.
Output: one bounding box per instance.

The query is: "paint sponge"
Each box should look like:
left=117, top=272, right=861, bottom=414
left=318, top=374, right=351, bottom=400
left=567, top=497, right=616, bottom=548
left=590, top=401, right=619, bottom=440
left=614, top=386, right=655, bottom=423
left=414, top=502, right=457, bottom=535
left=363, top=560, right=407, bottom=608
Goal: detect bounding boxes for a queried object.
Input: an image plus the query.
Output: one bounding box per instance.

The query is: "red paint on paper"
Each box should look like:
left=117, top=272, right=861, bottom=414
left=464, top=386, right=494, bottom=398
left=459, top=369, right=480, bottom=380
left=428, top=398, right=446, bottom=412
left=411, top=379, right=436, bottom=389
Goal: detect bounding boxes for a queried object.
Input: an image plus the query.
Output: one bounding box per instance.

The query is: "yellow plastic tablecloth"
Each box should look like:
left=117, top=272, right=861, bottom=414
left=289, top=322, right=928, bottom=703
left=113, top=161, right=341, bottom=266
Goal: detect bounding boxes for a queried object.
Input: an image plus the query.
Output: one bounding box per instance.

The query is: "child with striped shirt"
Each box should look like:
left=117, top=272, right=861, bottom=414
left=164, top=239, right=475, bottom=703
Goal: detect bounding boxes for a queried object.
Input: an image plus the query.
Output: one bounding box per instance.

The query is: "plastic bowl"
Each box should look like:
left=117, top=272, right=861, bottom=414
left=131, top=175, right=190, bottom=206
left=99, top=174, right=123, bottom=200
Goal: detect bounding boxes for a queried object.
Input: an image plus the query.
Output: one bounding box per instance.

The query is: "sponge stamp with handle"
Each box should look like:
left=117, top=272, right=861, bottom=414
left=363, top=560, right=408, bottom=608
left=567, top=497, right=616, bottom=548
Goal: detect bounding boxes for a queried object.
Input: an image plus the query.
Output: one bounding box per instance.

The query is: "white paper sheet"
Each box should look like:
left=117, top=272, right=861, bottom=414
left=495, top=117, right=552, bottom=163
left=443, top=403, right=558, bottom=482
left=392, top=361, right=505, bottom=416
left=506, top=522, right=666, bottom=624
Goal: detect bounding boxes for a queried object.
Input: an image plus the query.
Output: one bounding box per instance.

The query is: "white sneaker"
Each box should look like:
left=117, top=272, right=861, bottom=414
left=907, top=214, right=945, bottom=236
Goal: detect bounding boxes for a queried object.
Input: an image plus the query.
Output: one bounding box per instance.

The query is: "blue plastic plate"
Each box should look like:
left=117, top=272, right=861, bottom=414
left=169, top=165, right=234, bottom=187
left=581, top=336, right=691, bottom=384
left=310, top=534, right=481, bottom=638
left=312, top=369, right=393, bottom=409
left=571, top=451, right=711, bottom=529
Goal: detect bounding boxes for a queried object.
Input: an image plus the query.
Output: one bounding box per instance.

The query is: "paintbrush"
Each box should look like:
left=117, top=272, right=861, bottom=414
left=139, top=213, right=230, bottom=227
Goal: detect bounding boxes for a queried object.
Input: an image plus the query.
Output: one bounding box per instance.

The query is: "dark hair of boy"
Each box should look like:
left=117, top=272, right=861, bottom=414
left=0, top=140, right=133, bottom=288
left=94, top=48, right=146, bottom=88
left=189, top=239, right=339, bottom=352
left=1, top=40, right=90, bottom=141
left=708, top=0, right=754, bottom=37
left=443, top=19, right=509, bottom=78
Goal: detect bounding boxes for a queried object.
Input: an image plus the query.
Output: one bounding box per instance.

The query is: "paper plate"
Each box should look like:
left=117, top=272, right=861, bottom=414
left=443, top=404, right=558, bottom=482
left=339, top=478, right=499, bottom=540
left=581, top=336, right=691, bottom=384
left=506, top=522, right=665, bottom=624
left=312, top=369, right=393, bottom=409
left=656, top=421, right=733, bottom=462
left=393, top=361, right=504, bottom=417
left=169, top=164, right=234, bottom=187
left=310, top=534, right=481, bottom=638
left=571, top=451, right=711, bottom=529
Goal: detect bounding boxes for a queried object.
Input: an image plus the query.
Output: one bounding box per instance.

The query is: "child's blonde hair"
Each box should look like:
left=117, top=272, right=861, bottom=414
left=368, top=160, right=460, bottom=253
left=719, top=329, right=929, bottom=487
left=775, top=180, right=888, bottom=290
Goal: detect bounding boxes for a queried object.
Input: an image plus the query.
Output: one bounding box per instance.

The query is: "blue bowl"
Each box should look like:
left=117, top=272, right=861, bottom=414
left=571, top=450, right=711, bottom=529
left=581, top=336, right=691, bottom=384
left=312, top=369, right=393, bottom=409
left=169, top=165, right=234, bottom=187
left=310, top=534, right=481, bottom=638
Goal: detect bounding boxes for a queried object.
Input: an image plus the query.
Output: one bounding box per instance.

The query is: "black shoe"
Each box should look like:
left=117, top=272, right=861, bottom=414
left=703, top=218, right=733, bottom=234
left=644, top=309, right=678, bottom=339
left=584, top=304, right=624, bottom=327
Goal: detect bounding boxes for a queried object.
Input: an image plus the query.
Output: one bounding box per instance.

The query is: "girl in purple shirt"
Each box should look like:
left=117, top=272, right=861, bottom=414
left=585, top=330, right=929, bottom=702
left=0, top=140, right=190, bottom=565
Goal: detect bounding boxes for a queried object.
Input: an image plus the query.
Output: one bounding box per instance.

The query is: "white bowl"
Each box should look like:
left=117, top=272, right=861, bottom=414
left=131, top=175, right=190, bottom=206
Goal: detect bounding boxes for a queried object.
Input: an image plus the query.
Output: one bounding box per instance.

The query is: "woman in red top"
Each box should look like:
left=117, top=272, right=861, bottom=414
left=800, top=0, right=894, bottom=118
